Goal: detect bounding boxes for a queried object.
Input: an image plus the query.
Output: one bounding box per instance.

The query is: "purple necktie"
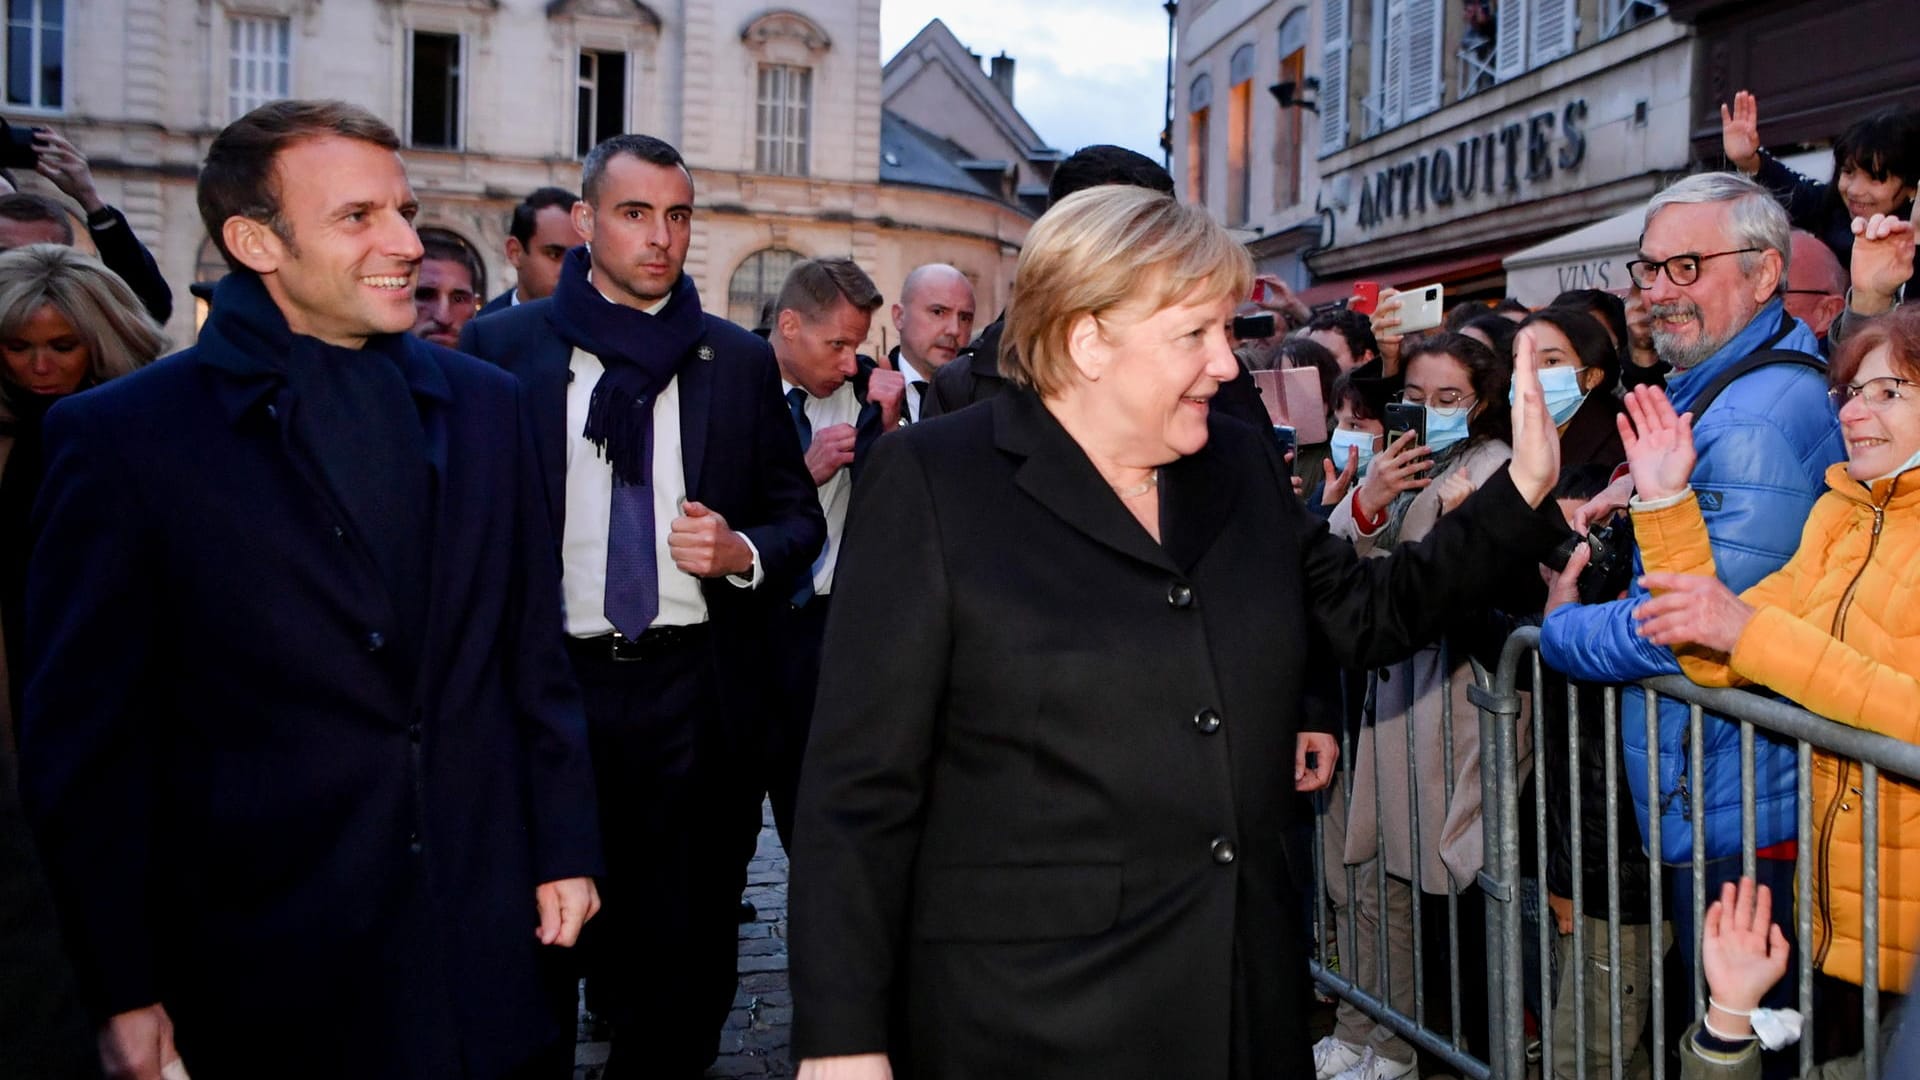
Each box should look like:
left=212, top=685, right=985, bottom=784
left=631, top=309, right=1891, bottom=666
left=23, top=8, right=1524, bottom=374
left=603, top=402, right=658, bottom=637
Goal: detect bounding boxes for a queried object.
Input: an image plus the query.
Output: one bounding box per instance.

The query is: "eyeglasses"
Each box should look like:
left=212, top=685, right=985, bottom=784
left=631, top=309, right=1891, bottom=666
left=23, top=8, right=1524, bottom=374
left=1829, top=376, right=1918, bottom=412
left=1625, top=248, right=1762, bottom=289
left=1397, top=389, right=1475, bottom=409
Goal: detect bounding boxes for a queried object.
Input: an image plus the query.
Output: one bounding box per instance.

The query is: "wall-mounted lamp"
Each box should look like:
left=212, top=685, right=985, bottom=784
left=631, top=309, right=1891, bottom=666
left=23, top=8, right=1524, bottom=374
left=1269, top=76, right=1321, bottom=114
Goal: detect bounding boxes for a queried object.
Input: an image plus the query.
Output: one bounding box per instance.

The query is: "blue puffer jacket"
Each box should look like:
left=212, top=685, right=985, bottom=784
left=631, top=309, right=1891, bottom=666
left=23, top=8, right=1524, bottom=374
left=1540, top=301, right=1845, bottom=864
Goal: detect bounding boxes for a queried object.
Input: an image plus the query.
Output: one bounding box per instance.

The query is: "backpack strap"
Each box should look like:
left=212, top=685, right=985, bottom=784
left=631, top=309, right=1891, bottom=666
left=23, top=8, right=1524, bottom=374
left=1684, top=309, right=1824, bottom=419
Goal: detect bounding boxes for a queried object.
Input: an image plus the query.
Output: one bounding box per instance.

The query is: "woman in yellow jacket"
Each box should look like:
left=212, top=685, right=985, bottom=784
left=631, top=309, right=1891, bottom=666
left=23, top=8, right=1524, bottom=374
left=1618, top=304, right=1920, bottom=1022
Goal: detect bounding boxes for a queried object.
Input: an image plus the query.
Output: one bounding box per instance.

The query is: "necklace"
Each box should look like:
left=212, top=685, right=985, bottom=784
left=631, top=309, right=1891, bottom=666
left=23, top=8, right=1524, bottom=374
left=1112, top=469, right=1159, bottom=499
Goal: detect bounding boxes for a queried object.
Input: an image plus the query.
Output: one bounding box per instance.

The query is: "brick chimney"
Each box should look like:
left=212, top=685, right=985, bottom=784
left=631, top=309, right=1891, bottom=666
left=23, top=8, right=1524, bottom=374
left=989, top=52, right=1015, bottom=104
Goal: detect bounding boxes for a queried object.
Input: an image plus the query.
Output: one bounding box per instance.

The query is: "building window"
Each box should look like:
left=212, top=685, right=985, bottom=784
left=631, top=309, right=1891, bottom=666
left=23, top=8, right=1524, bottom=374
left=6, top=0, right=62, bottom=110
left=1275, top=9, right=1307, bottom=209
left=1364, top=0, right=1443, bottom=135
left=1496, top=0, right=1578, bottom=81
left=729, top=247, right=801, bottom=329
left=1319, top=0, right=1349, bottom=155
left=227, top=15, right=290, bottom=121
left=1186, top=73, right=1211, bottom=206
left=408, top=30, right=463, bottom=150
left=755, top=64, right=811, bottom=176
left=1226, top=45, right=1254, bottom=226
left=576, top=50, right=627, bottom=158
left=1603, top=0, right=1663, bottom=37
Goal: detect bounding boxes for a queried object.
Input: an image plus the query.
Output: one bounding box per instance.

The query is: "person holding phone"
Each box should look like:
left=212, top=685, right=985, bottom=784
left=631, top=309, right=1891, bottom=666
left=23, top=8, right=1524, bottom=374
left=1315, top=331, right=1523, bottom=1079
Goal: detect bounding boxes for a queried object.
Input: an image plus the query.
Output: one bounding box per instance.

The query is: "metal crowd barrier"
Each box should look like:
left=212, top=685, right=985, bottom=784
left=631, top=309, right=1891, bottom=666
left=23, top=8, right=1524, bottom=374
left=1308, top=625, right=1920, bottom=1080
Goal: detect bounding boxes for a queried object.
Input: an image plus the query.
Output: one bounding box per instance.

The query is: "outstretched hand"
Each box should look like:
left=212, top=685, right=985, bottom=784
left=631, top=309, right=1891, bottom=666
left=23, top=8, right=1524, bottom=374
left=1617, top=386, right=1696, bottom=503
left=1849, top=211, right=1918, bottom=316
left=1701, top=877, right=1790, bottom=1039
left=1720, top=91, right=1762, bottom=174
left=1634, top=572, right=1756, bottom=653
left=1508, top=326, right=1562, bottom=508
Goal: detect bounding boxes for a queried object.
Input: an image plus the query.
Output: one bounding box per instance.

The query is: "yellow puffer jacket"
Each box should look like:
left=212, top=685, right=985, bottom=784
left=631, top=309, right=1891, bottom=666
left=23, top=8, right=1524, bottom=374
left=1634, top=463, right=1920, bottom=992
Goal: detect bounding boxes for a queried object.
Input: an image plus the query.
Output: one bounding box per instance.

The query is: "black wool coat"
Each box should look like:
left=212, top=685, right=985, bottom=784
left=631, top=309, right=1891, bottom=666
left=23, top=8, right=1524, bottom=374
left=20, top=275, right=601, bottom=1079
left=790, top=388, right=1567, bottom=1078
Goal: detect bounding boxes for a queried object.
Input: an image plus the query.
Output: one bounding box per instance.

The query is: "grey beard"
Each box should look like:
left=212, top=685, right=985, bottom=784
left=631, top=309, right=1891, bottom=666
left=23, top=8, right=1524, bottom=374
left=1652, top=325, right=1732, bottom=370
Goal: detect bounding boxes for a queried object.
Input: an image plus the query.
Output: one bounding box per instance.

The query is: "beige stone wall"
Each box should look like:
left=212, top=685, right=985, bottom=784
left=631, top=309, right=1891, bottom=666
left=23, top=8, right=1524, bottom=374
left=23, top=0, right=1026, bottom=352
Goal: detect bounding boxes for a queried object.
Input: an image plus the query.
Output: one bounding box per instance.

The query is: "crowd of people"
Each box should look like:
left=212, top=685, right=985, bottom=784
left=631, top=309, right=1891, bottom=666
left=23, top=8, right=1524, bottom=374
left=0, top=86, right=1914, bottom=1080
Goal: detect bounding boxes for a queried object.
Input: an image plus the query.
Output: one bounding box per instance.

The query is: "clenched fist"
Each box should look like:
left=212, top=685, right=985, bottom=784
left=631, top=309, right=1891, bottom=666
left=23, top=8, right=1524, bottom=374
left=668, top=501, right=754, bottom=578
left=867, top=365, right=907, bottom=429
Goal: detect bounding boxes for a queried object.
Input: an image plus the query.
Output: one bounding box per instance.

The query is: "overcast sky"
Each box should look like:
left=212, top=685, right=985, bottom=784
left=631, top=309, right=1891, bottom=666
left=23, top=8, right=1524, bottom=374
left=879, top=0, right=1173, bottom=161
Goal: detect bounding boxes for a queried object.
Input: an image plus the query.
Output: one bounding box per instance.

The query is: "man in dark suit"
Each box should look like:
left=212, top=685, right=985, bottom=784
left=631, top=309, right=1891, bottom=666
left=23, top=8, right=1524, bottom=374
left=478, top=186, right=582, bottom=317
left=886, top=263, right=974, bottom=424
left=19, top=100, right=601, bottom=1080
left=458, top=134, right=823, bottom=1079
left=763, top=256, right=895, bottom=849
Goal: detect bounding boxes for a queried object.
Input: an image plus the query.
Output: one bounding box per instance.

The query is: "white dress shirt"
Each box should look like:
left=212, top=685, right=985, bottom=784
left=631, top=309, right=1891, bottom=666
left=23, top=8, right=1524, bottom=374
left=786, top=377, right=860, bottom=596
left=559, top=288, right=759, bottom=636
left=893, top=348, right=931, bottom=423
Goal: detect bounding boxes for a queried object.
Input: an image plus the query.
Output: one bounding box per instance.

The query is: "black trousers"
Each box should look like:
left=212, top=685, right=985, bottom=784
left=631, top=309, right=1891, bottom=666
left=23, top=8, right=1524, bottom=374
left=764, top=595, right=830, bottom=852
left=561, top=631, right=744, bottom=1079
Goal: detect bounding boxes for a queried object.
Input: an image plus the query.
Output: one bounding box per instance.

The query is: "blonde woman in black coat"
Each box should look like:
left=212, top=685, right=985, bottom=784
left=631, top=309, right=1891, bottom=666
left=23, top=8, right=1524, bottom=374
left=790, top=186, right=1569, bottom=1080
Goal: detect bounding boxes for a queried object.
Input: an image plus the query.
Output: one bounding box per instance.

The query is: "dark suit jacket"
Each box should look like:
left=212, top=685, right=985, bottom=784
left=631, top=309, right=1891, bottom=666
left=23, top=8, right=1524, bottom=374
left=477, top=287, right=515, bottom=319
left=459, top=297, right=825, bottom=617
left=20, top=283, right=601, bottom=1079
left=790, top=388, right=1567, bottom=1078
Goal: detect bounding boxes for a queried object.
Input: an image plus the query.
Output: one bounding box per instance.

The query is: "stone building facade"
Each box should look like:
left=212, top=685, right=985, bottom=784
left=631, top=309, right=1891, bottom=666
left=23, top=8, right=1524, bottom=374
left=16, top=0, right=1047, bottom=348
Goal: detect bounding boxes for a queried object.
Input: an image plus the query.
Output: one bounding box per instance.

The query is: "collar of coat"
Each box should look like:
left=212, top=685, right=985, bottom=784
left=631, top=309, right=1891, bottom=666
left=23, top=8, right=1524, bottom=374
left=990, top=385, right=1242, bottom=575
left=1828, top=460, right=1920, bottom=510
left=196, top=270, right=453, bottom=425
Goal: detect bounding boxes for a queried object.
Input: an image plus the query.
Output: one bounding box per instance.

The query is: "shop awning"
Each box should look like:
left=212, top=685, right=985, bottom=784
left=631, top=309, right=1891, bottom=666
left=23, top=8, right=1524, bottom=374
left=1502, top=151, right=1831, bottom=307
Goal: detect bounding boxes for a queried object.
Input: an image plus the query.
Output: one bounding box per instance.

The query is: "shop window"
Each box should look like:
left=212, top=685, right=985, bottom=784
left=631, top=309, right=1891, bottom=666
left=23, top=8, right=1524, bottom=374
left=408, top=30, right=463, bottom=150
left=1186, top=73, right=1211, bottom=206
left=6, top=0, right=62, bottom=111
left=227, top=14, right=289, bottom=121
left=1318, top=0, right=1349, bottom=154
left=1275, top=9, right=1306, bottom=208
left=1227, top=45, right=1254, bottom=226
left=1602, top=0, right=1663, bottom=37
left=729, top=247, right=800, bottom=330
left=756, top=63, right=811, bottom=176
left=577, top=50, right=627, bottom=158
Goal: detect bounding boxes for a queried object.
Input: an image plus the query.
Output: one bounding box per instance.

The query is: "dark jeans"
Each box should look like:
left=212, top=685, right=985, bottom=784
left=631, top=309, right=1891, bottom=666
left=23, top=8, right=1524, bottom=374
left=563, top=632, right=744, bottom=1079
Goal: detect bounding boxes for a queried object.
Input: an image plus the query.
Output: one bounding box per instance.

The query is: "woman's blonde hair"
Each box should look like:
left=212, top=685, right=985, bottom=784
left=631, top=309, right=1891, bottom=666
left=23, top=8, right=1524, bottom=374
left=1003, top=185, right=1252, bottom=398
left=0, top=244, right=167, bottom=422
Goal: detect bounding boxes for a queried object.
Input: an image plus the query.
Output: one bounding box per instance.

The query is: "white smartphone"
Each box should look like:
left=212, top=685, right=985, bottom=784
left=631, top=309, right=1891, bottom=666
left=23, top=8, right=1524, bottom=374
left=1396, top=283, right=1445, bottom=334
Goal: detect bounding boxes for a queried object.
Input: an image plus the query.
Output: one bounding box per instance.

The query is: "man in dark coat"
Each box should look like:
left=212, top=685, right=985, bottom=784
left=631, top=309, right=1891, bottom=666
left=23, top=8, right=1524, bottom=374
left=458, top=133, right=824, bottom=1079
left=19, top=100, right=602, bottom=1080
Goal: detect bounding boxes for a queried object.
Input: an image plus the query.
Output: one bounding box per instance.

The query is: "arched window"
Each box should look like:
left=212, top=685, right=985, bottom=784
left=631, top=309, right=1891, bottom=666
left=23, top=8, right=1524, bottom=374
left=1186, top=73, right=1213, bottom=206
left=741, top=11, right=831, bottom=177
left=1275, top=8, right=1309, bottom=208
left=728, top=247, right=801, bottom=330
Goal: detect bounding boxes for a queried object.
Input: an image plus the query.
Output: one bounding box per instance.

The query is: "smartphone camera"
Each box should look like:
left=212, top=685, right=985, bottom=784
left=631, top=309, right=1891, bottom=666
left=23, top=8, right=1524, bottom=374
left=0, top=119, right=38, bottom=170
left=1232, top=312, right=1276, bottom=340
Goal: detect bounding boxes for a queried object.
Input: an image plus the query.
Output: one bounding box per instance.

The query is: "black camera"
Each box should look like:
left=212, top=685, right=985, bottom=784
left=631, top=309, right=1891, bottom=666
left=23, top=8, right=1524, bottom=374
left=0, top=118, right=37, bottom=170
left=1546, top=521, right=1635, bottom=605
left=1231, top=312, right=1276, bottom=340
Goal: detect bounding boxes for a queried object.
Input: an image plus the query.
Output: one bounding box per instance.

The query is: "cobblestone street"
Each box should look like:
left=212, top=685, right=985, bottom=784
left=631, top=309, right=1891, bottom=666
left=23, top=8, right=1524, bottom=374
left=573, top=801, right=795, bottom=1079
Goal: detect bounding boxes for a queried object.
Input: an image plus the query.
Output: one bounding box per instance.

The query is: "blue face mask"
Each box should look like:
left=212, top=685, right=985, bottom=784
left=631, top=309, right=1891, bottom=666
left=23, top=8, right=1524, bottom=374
left=1330, top=429, right=1378, bottom=475
left=1425, top=404, right=1472, bottom=452
left=1510, top=364, right=1589, bottom=425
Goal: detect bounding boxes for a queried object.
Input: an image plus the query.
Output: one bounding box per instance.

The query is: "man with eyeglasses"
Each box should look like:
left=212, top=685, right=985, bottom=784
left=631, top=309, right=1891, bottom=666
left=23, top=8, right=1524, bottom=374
left=1783, top=230, right=1849, bottom=354
left=1541, top=172, right=1845, bottom=1049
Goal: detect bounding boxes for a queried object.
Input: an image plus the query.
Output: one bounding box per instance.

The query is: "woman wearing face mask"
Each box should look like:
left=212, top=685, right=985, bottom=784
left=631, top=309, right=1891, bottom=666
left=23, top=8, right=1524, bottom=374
left=0, top=244, right=165, bottom=743
left=1315, top=332, right=1521, bottom=1080
left=1309, top=371, right=1388, bottom=520
left=1516, top=306, right=1627, bottom=474
left=1622, top=305, right=1920, bottom=1066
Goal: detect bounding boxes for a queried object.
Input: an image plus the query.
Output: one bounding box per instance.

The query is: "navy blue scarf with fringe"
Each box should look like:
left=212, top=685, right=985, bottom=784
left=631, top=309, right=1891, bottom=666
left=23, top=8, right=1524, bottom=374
left=546, top=245, right=706, bottom=485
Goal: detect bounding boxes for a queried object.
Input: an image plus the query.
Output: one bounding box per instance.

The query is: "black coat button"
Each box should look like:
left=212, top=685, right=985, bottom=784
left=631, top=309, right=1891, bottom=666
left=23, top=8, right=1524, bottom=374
left=1192, top=708, right=1222, bottom=735
left=408, top=723, right=423, bottom=743
left=1167, top=583, right=1194, bottom=608
left=408, top=834, right=423, bottom=854
left=364, top=630, right=386, bottom=653
left=1210, top=838, right=1236, bottom=865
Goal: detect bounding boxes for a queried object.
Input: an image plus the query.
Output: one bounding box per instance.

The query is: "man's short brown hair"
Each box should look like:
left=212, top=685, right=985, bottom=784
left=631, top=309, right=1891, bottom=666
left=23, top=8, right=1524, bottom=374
left=198, top=99, right=400, bottom=272
left=774, top=257, right=883, bottom=322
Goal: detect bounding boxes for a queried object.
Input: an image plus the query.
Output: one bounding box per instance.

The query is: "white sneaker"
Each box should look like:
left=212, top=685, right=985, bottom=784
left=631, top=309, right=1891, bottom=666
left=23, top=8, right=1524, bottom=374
left=1313, top=1035, right=1366, bottom=1080
left=1333, top=1047, right=1418, bottom=1080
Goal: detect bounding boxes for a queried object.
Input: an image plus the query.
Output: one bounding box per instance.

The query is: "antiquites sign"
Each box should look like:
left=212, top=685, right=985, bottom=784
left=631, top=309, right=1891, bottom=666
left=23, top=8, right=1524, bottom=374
left=1355, top=100, right=1588, bottom=229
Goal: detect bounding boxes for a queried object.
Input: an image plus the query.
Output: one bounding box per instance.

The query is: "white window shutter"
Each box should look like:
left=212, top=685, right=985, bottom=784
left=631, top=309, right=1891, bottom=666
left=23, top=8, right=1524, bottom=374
left=1402, top=0, right=1443, bottom=119
left=1495, top=0, right=1528, bottom=80
left=1378, top=0, right=1405, bottom=132
left=1529, top=0, right=1577, bottom=66
left=1319, top=0, right=1350, bottom=154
